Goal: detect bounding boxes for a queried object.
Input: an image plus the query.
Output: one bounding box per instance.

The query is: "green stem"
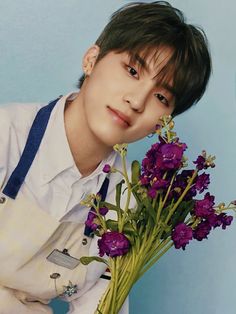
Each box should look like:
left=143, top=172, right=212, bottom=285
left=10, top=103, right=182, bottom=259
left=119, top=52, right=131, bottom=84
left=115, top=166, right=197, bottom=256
left=91, top=200, right=107, bottom=232
left=117, top=252, right=138, bottom=310
left=164, top=170, right=198, bottom=226
left=95, top=282, right=111, bottom=314
left=141, top=235, right=170, bottom=267
left=214, top=204, right=236, bottom=214
left=161, top=173, right=177, bottom=210
left=110, top=258, right=118, bottom=313
left=119, top=153, right=132, bottom=232
left=117, top=254, right=132, bottom=287
left=136, top=239, right=173, bottom=281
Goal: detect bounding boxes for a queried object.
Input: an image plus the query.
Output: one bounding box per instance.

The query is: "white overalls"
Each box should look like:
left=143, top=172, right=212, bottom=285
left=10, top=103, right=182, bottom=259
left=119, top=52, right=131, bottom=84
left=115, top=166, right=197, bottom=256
left=0, top=97, right=116, bottom=313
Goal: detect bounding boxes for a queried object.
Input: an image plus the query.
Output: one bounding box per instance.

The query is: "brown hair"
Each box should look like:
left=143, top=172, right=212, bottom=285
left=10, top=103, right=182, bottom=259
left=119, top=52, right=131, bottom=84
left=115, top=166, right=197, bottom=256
left=77, top=1, right=212, bottom=116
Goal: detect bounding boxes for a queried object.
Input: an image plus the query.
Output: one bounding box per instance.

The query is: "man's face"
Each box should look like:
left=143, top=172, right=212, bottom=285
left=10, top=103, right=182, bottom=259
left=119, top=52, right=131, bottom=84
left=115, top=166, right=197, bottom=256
left=80, top=46, right=175, bottom=149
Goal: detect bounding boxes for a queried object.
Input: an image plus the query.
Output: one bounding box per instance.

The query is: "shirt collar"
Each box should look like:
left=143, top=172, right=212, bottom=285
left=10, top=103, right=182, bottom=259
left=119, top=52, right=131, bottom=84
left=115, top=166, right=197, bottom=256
left=38, top=92, right=118, bottom=185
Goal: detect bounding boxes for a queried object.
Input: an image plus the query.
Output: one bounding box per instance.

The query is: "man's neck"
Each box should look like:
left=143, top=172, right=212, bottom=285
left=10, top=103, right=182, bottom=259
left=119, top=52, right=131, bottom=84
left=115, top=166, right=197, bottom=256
left=64, top=92, right=113, bottom=177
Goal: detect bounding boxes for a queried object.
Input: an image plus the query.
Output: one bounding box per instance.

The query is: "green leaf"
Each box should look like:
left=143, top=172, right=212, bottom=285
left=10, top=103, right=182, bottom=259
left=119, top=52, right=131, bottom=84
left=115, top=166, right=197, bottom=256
left=100, top=201, right=119, bottom=212
left=130, top=185, right=142, bottom=206
left=123, top=233, right=135, bottom=246
left=170, top=200, right=194, bottom=227
left=131, top=160, right=141, bottom=185
left=143, top=197, right=156, bottom=223
left=106, top=219, right=118, bottom=231
left=143, top=196, right=153, bottom=209
left=127, top=203, right=143, bottom=220
left=116, top=179, right=125, bottom=208
left=123, top=221, right=137, bottom=235
left=80, top=256, right=109, bottom=266
left=161, top=200, right=194, bottom=240
left=160, top=204, right=172, bottom=221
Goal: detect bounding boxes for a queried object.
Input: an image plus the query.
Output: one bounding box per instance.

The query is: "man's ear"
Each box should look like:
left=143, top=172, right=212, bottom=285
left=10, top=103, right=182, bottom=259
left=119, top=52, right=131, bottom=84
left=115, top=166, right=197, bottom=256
left=82, top=45, right=100, bottom=76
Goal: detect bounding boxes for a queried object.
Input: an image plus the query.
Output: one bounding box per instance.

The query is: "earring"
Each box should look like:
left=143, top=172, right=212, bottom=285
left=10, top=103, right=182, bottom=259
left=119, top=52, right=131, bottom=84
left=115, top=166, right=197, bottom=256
left=83, top=65, right=90, bottom=77
left=146, top=132, right=155, bottom=138
left=146, top=123, right=161, bottom=138
left=84, top=70, right=89, bottom=78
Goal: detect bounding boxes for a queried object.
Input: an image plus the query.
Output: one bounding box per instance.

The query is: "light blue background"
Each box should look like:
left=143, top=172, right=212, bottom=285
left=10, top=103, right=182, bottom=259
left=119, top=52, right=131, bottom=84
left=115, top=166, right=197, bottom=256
left=0, top=1, right=235, bottom=313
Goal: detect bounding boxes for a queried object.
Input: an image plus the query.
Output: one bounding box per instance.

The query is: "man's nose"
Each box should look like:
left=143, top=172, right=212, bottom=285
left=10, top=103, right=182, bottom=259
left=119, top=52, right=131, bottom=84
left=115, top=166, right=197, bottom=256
left=123, top=90, right=147, bottom=113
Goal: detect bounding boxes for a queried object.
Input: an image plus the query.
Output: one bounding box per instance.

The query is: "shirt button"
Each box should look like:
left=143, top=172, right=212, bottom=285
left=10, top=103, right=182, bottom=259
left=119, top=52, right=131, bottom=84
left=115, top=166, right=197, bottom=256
left=82, top=238, right=88, bottom=245
left=50, top=273, right=61, bottom=279
left=0, top=197, right=6, bottom=204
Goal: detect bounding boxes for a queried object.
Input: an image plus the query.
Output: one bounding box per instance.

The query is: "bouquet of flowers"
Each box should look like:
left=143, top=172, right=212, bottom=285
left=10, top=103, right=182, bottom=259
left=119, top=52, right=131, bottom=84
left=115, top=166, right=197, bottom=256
left=80, top=115, right=236, bottom=314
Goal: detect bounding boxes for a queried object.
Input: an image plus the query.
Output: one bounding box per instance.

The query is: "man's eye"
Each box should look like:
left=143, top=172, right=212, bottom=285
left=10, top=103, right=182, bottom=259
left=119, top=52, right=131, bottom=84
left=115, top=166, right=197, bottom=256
left=127, top=66, right=138, bottom=78
left=155, top=93, right=169, bottom=106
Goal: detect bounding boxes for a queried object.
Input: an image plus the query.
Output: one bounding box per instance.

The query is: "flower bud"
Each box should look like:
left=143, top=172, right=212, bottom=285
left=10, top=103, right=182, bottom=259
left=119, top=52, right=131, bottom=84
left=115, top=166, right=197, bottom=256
left=218, top=202, right=225, bottom=210
left=169, top=120, right=175, bottom=129
left=103, top=164, right=111, bottom=173
left=99, top=206, right=109, bottom=216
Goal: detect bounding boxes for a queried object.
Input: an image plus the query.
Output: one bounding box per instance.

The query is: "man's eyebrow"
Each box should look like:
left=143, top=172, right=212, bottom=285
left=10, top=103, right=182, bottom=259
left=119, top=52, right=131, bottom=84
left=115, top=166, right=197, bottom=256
left=133, top=53, right=177, bottom=97
left=133, top=53, right=148, bottom=71
left=161, top=83, right=177, bottom=98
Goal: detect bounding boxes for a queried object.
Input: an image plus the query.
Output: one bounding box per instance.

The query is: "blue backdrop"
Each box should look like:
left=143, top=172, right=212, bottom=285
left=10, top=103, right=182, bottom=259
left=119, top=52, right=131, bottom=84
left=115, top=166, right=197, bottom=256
left=1, top=1, right=235, bottom=313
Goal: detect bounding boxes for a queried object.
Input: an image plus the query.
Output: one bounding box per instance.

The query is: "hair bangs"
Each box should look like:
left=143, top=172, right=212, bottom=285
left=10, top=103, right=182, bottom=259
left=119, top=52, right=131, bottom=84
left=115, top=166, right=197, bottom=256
left=127, top=45, right=180, bottom=100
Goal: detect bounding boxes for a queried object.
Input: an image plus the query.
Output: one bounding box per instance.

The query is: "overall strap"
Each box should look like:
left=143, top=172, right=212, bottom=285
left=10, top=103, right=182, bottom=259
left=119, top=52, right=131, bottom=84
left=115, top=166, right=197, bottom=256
left=3, top=97, right=61, bottom=199
left=2, top=95, right=111, bottom=237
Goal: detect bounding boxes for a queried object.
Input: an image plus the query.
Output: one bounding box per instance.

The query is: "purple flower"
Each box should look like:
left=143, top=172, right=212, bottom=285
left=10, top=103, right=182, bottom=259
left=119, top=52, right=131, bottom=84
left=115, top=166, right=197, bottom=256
left=146, top=143, right=159, bottom=159
left=147, top=178, right=169, bottom=199
left=171, top=223, right=193, bottom=250
left=218, top=213, right=233, bottom=230
left=148, top=188, right=157, bottom=199
left=195, top=173, right=210, bottom=193
left=193, top=221, right=211, bottom=241
left=140, top=175, right=149, bottom=185
left=184, top=186, right=197, bottom=201
left=103, top=164, right=111, bottom=173
left=85, top=212, right=99, bottom=231
left=140, top=141, right=186, bottom=187
left=152, top=178, right=169, bottom=190
left=99, top=206, right=109, bottom=216
left=98, top=231, right=130, bottom=257
left=156, top=143, right=185, bottom=170
left=206, top=213, right=233, bottom=230
left=194, top=192, right=215, bottom=218
left=141, top=155, right=156, bottom=176
left=207, top=213, right=222, bottom=228
left=174, top=170, right=194, bottom=189
left=155, top=124, right=161, bottom=131
left=168, top=170, right=196, bottom=201
left=193, top=155, right=206, bottom=170
left=180, top=169, right=195, bottom=179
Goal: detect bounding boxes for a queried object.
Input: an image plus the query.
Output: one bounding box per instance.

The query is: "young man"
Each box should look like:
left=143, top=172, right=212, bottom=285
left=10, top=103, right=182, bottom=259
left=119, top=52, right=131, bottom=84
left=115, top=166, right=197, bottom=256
left=0, top=2, right=211, bottom=313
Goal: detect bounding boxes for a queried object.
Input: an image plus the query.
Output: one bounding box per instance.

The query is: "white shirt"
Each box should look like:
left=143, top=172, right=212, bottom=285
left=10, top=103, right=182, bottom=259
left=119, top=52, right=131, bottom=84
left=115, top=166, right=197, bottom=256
left=0, top=92, right=132, bottom=313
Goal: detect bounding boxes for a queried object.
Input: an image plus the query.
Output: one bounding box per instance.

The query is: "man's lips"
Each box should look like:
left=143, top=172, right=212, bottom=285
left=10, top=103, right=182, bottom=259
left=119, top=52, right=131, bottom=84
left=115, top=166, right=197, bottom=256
left=107, top=106, right=131, bottom=126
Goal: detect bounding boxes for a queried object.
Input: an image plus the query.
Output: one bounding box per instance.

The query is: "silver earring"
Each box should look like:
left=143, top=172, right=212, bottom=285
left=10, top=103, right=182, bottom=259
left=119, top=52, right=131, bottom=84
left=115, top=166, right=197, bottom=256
left=147, top=132, right=155, bottom=138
